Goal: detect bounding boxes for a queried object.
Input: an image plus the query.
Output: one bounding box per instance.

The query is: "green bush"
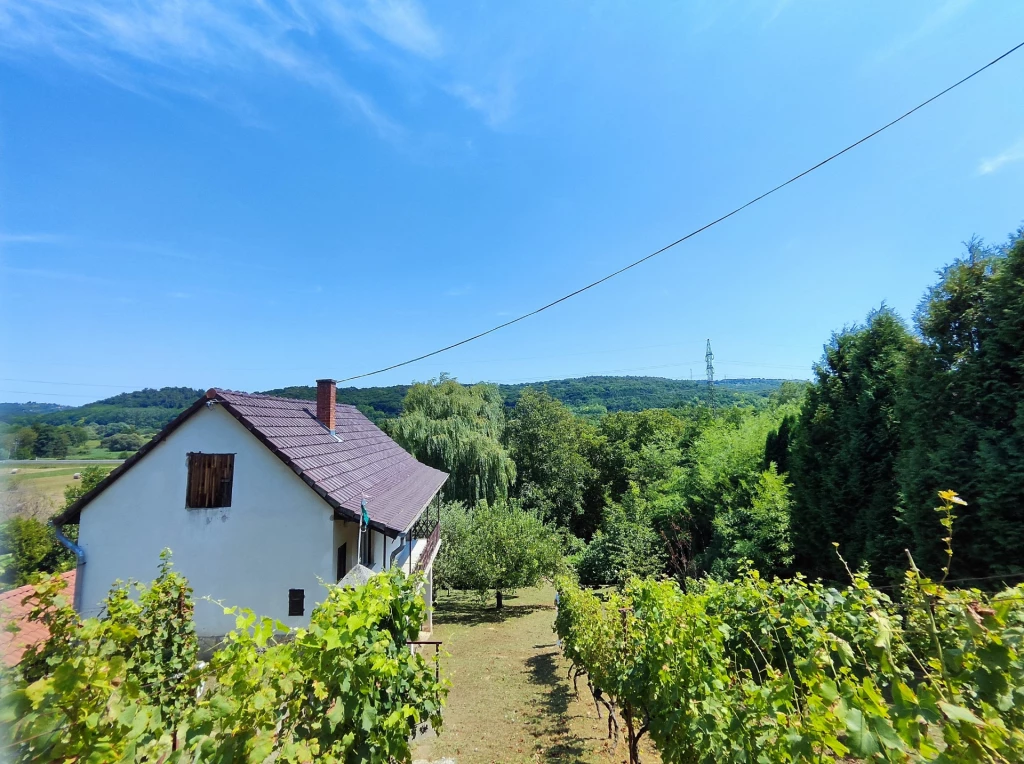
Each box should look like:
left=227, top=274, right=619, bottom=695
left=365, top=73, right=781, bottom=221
left=0, top=517, right=75, bottom=588
left=435, top=499, right=563, bottom=607
left=100, top=432, right=144, bottom=452
left=0, top=466, right=108, bottom=590
left=576, top=485, right=665, bottom=587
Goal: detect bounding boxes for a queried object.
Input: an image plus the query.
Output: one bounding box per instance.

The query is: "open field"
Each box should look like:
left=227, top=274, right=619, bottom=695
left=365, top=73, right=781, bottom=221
left=412, top=585, right=658, bottom=764
left=0, top=462, right=118, bottom=519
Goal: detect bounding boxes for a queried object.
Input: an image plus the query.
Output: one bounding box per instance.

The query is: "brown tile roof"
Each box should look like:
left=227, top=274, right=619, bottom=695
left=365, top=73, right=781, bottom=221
left=55, top=389, right=447, bottom=536
left=0, top=570, right=76, bottom=666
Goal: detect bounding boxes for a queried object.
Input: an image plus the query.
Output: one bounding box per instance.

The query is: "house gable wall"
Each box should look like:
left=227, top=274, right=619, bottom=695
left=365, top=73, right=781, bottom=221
left=77, top=403, right=334, bottom=637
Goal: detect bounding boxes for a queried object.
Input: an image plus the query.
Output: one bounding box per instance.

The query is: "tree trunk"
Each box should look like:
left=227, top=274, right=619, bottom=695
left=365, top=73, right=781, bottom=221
left=496, top=590, right=503, bottom=609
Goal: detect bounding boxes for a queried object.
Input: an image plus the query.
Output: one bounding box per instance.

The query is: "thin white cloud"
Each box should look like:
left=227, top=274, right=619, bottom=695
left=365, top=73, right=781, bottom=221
left=361, top=0, right=442, bottom=58
left=0, top=0, right=450, bottom=138
left=0, top=266, right=112, bottom=284
left=870, top=0, right=973, bottom=65
left=0, top=233, right=302, bottom=279
left=0, top=232, right=67, bottom=244
left=448, top=77, right=516, bottom=128
left=978, top=138, right=1024, bottom=175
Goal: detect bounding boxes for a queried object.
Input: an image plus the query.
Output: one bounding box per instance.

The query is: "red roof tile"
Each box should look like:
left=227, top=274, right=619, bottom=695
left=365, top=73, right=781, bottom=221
left=0, top=570, right=76, bottom=666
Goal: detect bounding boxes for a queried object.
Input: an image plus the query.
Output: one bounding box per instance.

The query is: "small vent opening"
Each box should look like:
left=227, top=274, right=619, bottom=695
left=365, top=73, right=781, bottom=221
left=288, top=588, right=304, bottom=617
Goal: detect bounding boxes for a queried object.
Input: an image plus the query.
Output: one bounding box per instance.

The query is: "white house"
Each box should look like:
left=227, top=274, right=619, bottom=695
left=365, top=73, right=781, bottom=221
left=53, top=380, right=447, bottom=638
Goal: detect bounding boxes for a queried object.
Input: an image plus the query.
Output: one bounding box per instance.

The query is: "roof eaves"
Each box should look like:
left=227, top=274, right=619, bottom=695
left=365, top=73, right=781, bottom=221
left=52, top=391, right=216, bottom=525
left=331, top=508, right=401, bottom=539
left=399, top=485, right=445, bottom=536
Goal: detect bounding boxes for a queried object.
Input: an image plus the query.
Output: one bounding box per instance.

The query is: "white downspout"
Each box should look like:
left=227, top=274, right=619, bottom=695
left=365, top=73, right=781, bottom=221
left=389, top=532, right=408, bottom=570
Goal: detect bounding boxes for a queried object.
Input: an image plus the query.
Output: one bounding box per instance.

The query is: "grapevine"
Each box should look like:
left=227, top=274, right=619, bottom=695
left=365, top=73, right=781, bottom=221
left=0, top=555, right=447, bottom=763
left=556, top=492, right=1024, bottom=763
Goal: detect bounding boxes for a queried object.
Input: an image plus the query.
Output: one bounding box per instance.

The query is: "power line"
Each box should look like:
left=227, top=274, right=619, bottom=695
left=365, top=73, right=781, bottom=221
left=0, top=357, right=811, bottom=400
left=335, top=40, right=1024, bottom=385
left=0, top=377, right=136, bottom=389
left=0, top=389, right=99, bottom=398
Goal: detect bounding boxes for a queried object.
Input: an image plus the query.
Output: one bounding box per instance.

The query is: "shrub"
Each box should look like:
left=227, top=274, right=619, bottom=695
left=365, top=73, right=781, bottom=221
left=100, top=432, right=144, bottom=452
left=435, top=499, right=563, bottom=607
left=0, top=517, right=74, bottom=588
left=576, top=485, right=665, bottom=587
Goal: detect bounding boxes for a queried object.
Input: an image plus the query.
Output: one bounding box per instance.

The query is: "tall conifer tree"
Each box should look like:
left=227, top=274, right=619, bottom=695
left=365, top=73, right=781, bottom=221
left=790, top=309, right=913, bottom=582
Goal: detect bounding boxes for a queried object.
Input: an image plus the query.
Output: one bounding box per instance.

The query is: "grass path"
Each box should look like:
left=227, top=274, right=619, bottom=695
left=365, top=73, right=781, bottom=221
left=412, top=585, right=658, bottom=764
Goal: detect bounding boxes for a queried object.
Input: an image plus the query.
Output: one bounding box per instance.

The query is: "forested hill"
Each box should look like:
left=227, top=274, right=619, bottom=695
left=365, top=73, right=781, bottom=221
left=0, top=377, right=791, bottom=429
left=500, top=376, right=788, bottom=413
left=0, top=387, right=205, bottom=428
left=262, top=376, right=791, bottom=420
left=0, top=402, right=69, bottom=418
left=263, top=384, right=411, bottom=418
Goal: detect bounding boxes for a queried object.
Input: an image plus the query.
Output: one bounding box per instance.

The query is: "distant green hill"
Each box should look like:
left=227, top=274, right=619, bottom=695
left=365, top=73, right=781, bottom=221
left=0, top=387, right=205, bottom=429
left=262, top=385, right=410, bottom=419
left=1, top=377, right=795, bottom=431
left=261, top=376, right=793, bottom=420
left=498, top=376, right=788, bottom=413
left=0, top=402, right=69, bottom=418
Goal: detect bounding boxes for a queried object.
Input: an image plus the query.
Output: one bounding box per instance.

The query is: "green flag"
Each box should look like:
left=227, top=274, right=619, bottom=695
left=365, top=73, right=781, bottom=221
left=361, top=498, right=370, bottom=527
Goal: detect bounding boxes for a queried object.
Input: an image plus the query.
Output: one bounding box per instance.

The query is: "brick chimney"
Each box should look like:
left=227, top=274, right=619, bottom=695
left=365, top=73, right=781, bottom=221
left=316, top=379, right=337, bottom=434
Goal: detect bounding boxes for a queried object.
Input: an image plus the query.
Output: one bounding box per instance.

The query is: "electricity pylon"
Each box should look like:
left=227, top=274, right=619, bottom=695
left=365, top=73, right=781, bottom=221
left=705, top=338, right=716, bottom=414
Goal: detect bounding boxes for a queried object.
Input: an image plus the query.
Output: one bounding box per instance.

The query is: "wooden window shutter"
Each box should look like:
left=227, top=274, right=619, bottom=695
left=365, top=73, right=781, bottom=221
left=186, top=453, right=235, bottom=508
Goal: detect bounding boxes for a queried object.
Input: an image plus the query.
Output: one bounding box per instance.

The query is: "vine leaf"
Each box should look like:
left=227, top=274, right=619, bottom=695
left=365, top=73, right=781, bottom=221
left=938, top=702, right=983, bottom=726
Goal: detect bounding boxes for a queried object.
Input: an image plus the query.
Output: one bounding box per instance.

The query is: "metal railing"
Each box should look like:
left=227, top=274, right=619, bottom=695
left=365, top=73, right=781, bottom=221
left=406, top=494, right=441, bottom=574
left=406, top=639, right=442, bottom=683
left=408, top=495, right=440, bottom=541
left=414, top=521, right=440, bottom=573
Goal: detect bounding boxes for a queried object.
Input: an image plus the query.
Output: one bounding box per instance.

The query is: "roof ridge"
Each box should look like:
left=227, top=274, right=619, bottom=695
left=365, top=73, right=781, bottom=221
left=214, top=388, right=361, bottom=410
left=213, top=388, right=309, bottom=403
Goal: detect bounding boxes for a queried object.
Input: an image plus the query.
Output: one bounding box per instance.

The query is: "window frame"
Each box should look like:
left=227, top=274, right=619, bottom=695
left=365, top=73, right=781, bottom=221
left=336, top=543, right=348, bottom=582
left=361, top=528, right=375, bottom=568
left=185, top=452, right=235, bottom=509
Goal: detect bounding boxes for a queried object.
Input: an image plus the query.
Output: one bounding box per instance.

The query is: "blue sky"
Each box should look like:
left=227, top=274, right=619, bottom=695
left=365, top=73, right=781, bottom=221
left=1, top=1, right=1022, bottom=405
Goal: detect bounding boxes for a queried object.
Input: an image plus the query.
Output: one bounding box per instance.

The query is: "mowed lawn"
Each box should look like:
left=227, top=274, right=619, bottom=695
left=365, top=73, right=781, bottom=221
left=412, top=585, right=659, bottom=764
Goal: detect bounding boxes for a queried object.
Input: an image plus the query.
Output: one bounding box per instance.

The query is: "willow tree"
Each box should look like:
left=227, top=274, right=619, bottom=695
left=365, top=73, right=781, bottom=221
left=386, top=375, right=516, bottom=504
